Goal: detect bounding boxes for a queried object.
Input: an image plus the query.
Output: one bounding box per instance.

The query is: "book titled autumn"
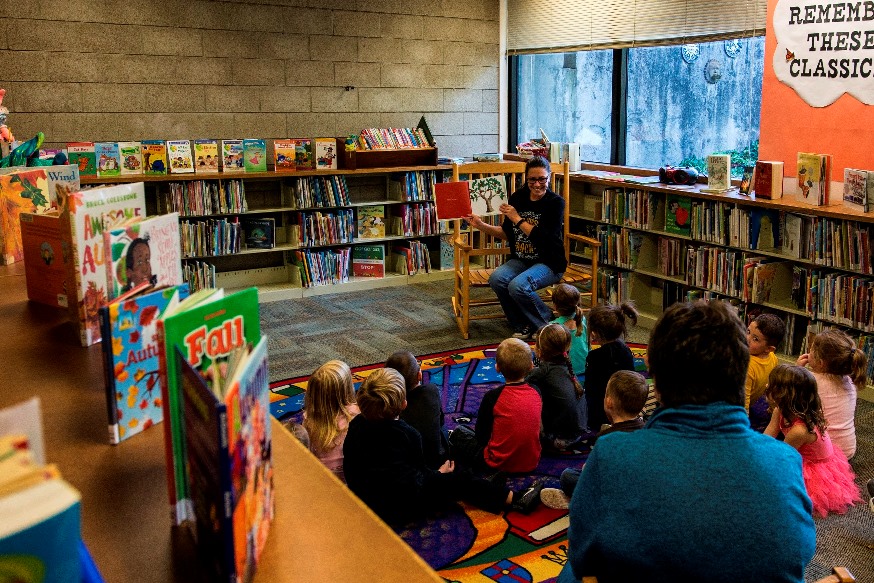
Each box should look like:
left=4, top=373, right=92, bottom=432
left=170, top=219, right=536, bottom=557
left=98, top=284, right=190, bottom=444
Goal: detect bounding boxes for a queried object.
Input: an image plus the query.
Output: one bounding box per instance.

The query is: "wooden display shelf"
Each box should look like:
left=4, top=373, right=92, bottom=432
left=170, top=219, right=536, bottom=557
left=340, top=145, right=438, bottom=170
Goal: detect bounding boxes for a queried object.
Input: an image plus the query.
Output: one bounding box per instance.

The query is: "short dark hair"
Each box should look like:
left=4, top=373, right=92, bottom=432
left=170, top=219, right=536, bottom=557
left=589, top=301, right=638, bottom=342
left=525, top=155, right=551, bottom=178
left=606, top=370, right=648, bottom=417
left=385, top=350, right=419, bottom=391
left=648, top=300, right=748, bottom=407
left=753, top=313, right=785, bottom=348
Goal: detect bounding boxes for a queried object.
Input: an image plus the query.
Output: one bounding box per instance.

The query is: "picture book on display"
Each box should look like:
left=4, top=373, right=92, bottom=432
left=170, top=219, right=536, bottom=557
left=294, top=138, right=313, bottom=170
left=104, top=212, right=183, bottom=300
left=222, top=140, right=244, bottom=171
left=193, top=140, right=219, bottom=173
left=99, top=284, right=190, bottom=444
left=352, top=244, right=385, bottom=278
left=664, top=193, right=692, bottom=236
left=243, top=139, right=267, bottom=172
left=62, top=182, right=147, bottom=347
left=754, top=160, right=783, bottom=199
left=167, top=140, right=195, bottom=174
left=273, top=140, right=296, bottom=171
left=118, top=142, right=143, bottom=175
left=96, top=142, right=122, bottom=178
left=702, top=154, right=732, bottom=192
left=739, top=165, right=755, bottom=195
left=795, top=152, right=833, bottom=206
left=314, top=138, right=337, bottom=170
left=469, top=175, right=507, bottom=216
left=357, top=205, right=386, bottom=239
left=20, top=211, right=69, bottom=308
left=179, top=334, right=272, bottom=583
left=67, top=142, right=97, bottom=177
left=142, top=140, right=168, bottom=175
left=843, top=168, right=868, bottom=212
left=434, top=181, right=472, bottom=220
left=242, top=218, right=275, bottom=249
left=156, top=287, right=261, bottom=526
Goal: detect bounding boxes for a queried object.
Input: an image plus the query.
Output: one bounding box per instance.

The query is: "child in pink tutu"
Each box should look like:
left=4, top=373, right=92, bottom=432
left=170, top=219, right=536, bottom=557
left=764, top=364, right=862, bottom=517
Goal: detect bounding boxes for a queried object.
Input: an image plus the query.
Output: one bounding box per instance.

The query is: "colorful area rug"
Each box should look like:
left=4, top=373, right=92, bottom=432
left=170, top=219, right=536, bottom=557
left=268, top=343, right=649, bottom=582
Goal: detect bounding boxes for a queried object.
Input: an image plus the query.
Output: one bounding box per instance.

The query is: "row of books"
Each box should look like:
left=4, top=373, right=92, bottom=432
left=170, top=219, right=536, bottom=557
left=66, top=138, right=340, bottom=177
left=291, top=175, right=351, bottom=208
left=357, top=127, right=431, bottom=150
left=350, top=240, right=438, bottom=279
left=294, top=247, right=351, bottom=288
left=389, top=170, right=438, bottom=202
left=396, top=202, right=439, bottom=237
left=180, top=217, right=243, bottom=258
left=161, top=179, right=247, bottom=216
left=183, top=259, right=217, bottom=293
left=298, top=209, right=355, bottom=247
left=596, top=226, right=643, bottom=271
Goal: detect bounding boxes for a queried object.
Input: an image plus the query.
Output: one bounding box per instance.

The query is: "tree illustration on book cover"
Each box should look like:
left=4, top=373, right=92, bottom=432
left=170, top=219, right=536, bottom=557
left=469, top=175, right=507, bottom=215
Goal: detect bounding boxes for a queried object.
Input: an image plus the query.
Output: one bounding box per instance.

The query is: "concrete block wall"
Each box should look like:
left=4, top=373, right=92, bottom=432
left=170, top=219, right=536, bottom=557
left=0, top=0, right=500, bottom=158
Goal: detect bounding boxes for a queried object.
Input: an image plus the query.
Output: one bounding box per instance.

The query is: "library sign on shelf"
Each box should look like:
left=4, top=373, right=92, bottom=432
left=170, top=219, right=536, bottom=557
left=773, top=0, right=874, bottom=106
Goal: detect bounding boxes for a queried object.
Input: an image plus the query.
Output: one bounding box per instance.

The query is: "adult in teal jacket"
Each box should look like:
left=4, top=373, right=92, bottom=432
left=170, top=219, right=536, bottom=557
left=559, top=300, right=815, bottom=583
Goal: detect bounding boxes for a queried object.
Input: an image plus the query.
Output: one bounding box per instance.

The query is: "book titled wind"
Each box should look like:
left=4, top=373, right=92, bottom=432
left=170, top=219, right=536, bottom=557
left=95, top=142, right=122, bottom=178
left=118, top=142, right=143, bottom=175
left=243, top=139, right=267, bottom=173
left=167, top=140, right=195, bottom=174
left=193, top=140, right=220, bottom=173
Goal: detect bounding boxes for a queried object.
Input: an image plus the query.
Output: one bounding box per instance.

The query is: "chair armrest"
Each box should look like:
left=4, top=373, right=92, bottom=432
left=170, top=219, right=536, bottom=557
left=451, top=236, right=472, bottom=252
left=567, top=233, right=601, bottom=248
left=814, top=568, right=855, bottom=583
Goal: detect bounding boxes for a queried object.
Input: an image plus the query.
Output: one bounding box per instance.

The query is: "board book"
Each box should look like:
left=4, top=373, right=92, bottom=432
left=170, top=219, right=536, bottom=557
left=99, top=284, right=190, bottom=444
left=142, top=140, right=168, bottom=175
left=62, top=182, right=147, bottom=347
left=118, top=142, right=143, bottom=175
left=193, top=140, right=219, bottom=173
left=156, top=287, right=261, bottom=526
left=104, top=212, right=183, bottom=300
left=179, top=334, right=272, bottom=582
left=167, top=140, right=195, bottom=174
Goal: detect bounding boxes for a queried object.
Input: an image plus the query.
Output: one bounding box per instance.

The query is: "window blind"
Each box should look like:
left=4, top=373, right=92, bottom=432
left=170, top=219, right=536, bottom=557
left=507, top=0, right=766, bottom=54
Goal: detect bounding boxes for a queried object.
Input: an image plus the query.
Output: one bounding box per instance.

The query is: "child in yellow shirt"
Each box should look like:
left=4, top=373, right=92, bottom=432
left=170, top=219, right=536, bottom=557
left=746, top=313, right=785, bottom=431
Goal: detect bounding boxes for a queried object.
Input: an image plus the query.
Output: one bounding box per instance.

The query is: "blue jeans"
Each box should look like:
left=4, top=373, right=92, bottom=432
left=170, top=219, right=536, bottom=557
left=560, top=467, right=581, bottom=497
left=489, top=258, right=562, bottom=331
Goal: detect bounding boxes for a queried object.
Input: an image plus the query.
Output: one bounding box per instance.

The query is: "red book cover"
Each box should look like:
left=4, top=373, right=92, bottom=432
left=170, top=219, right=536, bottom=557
left=434, top=181, right=472, bottom=220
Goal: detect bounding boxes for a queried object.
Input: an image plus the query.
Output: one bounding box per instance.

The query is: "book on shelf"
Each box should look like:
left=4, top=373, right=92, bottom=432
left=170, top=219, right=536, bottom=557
left=142, top=140, right=168, bottom=175
left=242, top=217, right=276, bottom=249
left=294, top=138, right=313, bottom=170
left=843, top=168, right=868, bottom=212
left=118, top=141, right=143, bottom=176
left=95, top=142, right=122, bottom=178
left=750, top=262, right=779, bottom=303
left=753, top=160, right=783, bottom=200
left=434, top=181, right=472, bottom=220
left=99, top=284, right=190, bottom=444
left=178, top=334, right=272, bottom=583
left=222, top=140, right=244, bottom=171
left=352, top=244, right=385, bottom=278
left=438, top=234, right=454, bottom=270
left=167, top=140, right=195, bottom=174
left=156, top=287, right=261, bottom=526
left=795, top=152, right=833, bottom=206
left=703, top=154, right=732, bottom=192
left=193, top=139, right=220, bottom=174
left=664, top=193, right=691, bottom=236
left=61, top=182, right=147, bottom=347
left=273, top=140, right=296, bottom=172
left=469, top=175, right=507, bottom=216
left=780, top=213, right=809, bottom=259
left=104, top=212, right=184, bottom=300
left=749, top=207, right=780, bottom=250
left=314, top=138, right=338, bottom=170
left=66, top=142, right=97, bottom=177
left=20, top=211, right=69, bottom=308
left=357, top=205, right=386, bottom=239
left=739, top=165, right=754, bottom=195
left=243, top=139, right=267, bottom=173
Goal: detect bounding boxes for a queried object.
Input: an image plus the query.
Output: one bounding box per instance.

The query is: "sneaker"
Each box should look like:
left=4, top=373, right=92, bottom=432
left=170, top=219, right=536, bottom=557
left=512, top=478, right=546, bottom=514
left=511, top=327, right=533, bottom=340
left=540, top=487, right=570, bottom=510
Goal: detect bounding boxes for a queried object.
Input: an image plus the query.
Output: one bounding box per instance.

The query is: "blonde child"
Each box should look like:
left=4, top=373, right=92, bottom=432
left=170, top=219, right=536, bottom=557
left=745, top=313, right=785, bottom=431
left=302, top=360, right=360, bottom=483
left=798, top=328, right=867, bottom=459
left=550, top=283, right=588, bottom=374
left=764, top=364, right=862, bottom=517
left=527, top=323, right=588, bottom=450
left=584, top=301, right=638, bottom=431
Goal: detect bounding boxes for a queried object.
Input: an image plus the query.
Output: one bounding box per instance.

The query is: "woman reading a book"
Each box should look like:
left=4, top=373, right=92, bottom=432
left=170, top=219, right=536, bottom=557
left=465, top=156, right=566, bottom=340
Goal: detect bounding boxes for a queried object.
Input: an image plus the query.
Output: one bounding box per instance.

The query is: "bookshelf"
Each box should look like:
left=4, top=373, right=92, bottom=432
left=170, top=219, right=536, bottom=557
left=81, top=165, right=454, bottom=302
left=569, top=165, right=874, bottom=381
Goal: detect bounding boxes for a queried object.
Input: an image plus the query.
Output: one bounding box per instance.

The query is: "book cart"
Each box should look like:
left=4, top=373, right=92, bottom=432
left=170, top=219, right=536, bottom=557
left=82, top=160, right=453, bottom=302
left=569, top=164, right=874, bottom=383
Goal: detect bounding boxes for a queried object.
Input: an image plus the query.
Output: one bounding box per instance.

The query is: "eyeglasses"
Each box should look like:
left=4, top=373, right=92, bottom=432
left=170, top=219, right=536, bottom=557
left=527, top=177, right=549, bottom=185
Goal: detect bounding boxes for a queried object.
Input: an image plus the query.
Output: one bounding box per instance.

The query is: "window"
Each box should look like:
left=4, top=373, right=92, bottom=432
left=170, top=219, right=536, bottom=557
left=515, top=50, right=614, bottom=164
left=513, top=37, right=765, bottom=175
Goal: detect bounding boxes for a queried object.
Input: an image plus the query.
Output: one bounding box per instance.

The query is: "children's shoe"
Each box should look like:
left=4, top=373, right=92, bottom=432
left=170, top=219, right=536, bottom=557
left=512, top=478, right=546, bottom=514
left=511, top=327, right=533, bottom=340
left=540, top=487, right=570, bottom=510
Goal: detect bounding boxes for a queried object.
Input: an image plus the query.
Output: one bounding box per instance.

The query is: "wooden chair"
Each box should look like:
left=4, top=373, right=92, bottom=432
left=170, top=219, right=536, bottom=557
left=582, top=567, right=855, bottom=583
left=450, top=160, right=600, bottom=339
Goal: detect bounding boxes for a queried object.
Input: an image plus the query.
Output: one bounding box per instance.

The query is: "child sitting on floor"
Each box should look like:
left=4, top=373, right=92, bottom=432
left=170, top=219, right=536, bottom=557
left=746, top=313, right=785, bottom=431
left=541, top=370, right=648, bottom=509
left=584, top=301, right=638, bottom=432
left=343, top=368, right=544, bottom=525
left=550, top=283, right=588, bottom=374
left=385, top=350, right=449, bottom=470
left=527, top=323, right=588, bottom=451
left=449, top=338, right=543, bottom=474
left=302, top=360, right=360, bottom=483
left=764, top=364, right=862, bottom=517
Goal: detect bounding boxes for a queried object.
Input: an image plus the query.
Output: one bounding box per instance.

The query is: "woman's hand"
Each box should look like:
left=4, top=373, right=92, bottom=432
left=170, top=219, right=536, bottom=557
left=465, top=213, right=483, bottom=229
left=438, top=459, right=455, bottom=474
left=499, top=203, right=520, bottom=224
